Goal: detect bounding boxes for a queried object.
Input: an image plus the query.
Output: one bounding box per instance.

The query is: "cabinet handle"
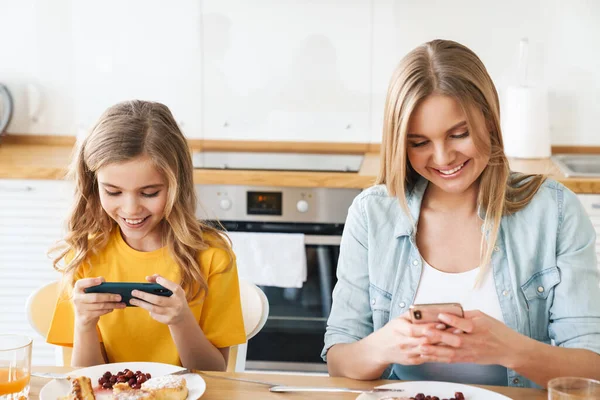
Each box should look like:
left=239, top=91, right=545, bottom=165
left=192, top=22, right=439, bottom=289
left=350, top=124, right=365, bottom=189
left=0, top=185, right=34, bottom=192
left=592, top=203, right=600, bottom=209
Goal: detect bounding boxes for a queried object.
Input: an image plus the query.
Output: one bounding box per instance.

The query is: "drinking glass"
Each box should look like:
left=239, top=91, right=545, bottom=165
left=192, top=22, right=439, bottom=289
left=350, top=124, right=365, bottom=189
left=548, top=377, right=600, bottom=399
left=0, top=334, right=32, bottom=400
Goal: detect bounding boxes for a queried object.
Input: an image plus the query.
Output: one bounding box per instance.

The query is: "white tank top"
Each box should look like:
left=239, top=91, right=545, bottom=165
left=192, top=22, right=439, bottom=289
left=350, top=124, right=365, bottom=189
left=413, top=260, right=505, bottom=323
left=394, top=259, right=508, bottom=386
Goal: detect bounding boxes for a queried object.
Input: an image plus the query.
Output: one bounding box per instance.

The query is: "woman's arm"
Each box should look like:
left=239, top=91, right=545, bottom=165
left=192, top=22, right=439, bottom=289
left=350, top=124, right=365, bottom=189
left=511, top=339, right=600, bottom=387
left=422, top=311, right=600, bottom=388
left=324, top=195, right=443, bottom=379
left=328, top=315, right=443, bottom=380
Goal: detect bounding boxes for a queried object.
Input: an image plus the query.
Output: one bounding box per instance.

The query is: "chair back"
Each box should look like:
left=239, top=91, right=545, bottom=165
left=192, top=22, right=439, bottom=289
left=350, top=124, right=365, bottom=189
left=228, top=279, right=269, bottom=372
left=25, top=281, right=72, bottom=365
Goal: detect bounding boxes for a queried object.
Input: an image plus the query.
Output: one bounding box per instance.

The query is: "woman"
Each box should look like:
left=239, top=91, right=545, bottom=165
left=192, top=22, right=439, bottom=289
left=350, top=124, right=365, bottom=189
left=322, top=39, right=600, bottom=388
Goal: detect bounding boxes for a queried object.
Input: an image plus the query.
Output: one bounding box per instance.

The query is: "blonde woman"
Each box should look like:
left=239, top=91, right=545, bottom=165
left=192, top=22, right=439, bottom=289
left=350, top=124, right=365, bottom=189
left=47, top=100, right=245, bottom=369
left=322, top=40, right=600, bottom=388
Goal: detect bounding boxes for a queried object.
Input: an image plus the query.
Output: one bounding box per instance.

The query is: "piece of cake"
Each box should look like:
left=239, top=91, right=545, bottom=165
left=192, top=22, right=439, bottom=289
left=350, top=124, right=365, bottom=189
left=140, top=375, right=188, bottom=400
left=111, top=390, right=156, bottom=400
left=59, top=376, right=96, bottom=400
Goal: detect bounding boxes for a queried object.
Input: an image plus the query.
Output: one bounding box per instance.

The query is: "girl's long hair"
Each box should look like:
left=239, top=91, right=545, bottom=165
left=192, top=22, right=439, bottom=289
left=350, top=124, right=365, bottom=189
left=376, top=39, right=545, bottom=278
left=50, top=100, right=232, bottom=301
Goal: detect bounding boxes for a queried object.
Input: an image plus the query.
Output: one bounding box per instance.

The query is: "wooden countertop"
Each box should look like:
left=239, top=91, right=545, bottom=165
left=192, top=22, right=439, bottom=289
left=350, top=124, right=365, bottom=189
left=30, top=366, right=548, bottom=400
left=2, top=135, right=600, bottom=193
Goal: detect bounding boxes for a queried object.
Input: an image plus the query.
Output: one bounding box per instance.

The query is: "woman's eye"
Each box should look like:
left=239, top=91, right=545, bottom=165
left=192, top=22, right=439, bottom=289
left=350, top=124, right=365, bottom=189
left=451, top=131, right=469, bottom=139
left=142, top=191, right=159, bottom=198
left=104, top=190, right=120, bottom=196
left=410, top=141, right=428, bottom=148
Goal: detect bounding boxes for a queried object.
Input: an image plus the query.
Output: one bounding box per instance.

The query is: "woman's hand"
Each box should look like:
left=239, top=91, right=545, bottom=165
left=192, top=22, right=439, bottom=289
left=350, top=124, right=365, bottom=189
left=365, top=312, right=447, bottom=367
left=418, top=310, right=527, bottom=367
left=130, top=274, right=192, bottom=326
left=72, top=277, right=126, bottom=330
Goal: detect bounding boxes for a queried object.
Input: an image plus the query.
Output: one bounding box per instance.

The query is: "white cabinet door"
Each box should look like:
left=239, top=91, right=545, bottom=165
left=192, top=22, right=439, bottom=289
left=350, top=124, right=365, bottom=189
left=577, top=194, right=600, bottom=263
left=0, top=179, right=72, bottom=366
left=72, top=1, right=203, bottom=138
left=201, top=0, right=372, bottom=143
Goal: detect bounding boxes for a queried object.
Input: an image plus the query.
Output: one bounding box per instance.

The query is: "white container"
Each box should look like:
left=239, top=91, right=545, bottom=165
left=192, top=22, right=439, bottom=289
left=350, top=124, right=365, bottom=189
left=501, top=85, right=551, bottom=159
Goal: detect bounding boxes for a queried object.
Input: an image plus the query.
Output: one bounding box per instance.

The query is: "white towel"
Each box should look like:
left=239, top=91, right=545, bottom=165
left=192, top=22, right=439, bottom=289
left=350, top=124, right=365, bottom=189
left=227, top=232, right=307, bottom=288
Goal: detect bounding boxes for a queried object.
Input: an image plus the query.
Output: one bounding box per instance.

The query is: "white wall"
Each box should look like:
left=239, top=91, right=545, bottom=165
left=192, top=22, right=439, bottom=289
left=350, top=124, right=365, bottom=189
left=0, top=0, right=598, bottom=144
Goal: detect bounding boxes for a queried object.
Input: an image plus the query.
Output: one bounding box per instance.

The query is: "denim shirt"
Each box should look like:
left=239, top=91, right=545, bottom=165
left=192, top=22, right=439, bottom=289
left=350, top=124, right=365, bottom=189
left=322, top=176, right=600, bottom=388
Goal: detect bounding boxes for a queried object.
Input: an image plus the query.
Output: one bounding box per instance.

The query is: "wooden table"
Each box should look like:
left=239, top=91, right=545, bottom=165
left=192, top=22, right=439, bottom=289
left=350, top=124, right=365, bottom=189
left=30, top=366, right=547, bottom=400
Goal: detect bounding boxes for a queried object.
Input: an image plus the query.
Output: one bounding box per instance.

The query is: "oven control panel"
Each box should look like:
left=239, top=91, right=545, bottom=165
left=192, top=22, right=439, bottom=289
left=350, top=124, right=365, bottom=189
left=195, top=185, right=360, bottom=224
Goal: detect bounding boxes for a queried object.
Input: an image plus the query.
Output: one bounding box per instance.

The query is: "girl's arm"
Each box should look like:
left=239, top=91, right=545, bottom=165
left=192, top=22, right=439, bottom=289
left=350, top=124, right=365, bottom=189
left=168, top=310, right=228, bottom=370
left=71, top=277, right=125, bottom=366
left=72, top=326, right=106, bottom=367
left=130, top=275, right=232, bottom=371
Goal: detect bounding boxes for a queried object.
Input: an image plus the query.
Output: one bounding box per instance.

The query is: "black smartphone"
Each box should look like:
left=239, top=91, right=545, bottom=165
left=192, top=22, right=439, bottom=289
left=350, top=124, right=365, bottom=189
left=84, top=282, right=173, bottom=306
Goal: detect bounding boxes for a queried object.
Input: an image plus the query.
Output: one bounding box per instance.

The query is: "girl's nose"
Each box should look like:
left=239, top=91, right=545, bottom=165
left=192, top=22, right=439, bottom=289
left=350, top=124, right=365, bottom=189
left=122, top=195, right=142, bottom=215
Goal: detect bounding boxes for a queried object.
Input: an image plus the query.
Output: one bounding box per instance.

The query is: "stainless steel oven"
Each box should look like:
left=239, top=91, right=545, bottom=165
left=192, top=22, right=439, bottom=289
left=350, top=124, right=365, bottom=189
left=196, top=184, right=361, bottom=372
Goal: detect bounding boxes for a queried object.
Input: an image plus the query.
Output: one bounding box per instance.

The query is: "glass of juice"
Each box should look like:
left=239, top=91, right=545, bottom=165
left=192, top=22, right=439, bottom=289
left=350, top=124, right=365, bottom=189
left=0, top=334, right=32, bottom=400
left=548, top=377, right=600, bottom=399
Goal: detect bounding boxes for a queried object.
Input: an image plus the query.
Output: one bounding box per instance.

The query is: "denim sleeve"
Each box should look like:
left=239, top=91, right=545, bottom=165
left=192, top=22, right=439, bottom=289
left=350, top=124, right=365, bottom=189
left=321, top=195, right=374, bottom=361
left=551, top=188, right=600, bottom=354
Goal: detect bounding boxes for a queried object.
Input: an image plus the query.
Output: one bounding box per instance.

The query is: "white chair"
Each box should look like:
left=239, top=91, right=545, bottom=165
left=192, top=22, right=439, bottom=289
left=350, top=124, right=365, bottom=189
left=25, top=279, right=269, bottom=371
left=228, top=279, right=270, bottom=372
left=25, top=280, right=72, bottom=366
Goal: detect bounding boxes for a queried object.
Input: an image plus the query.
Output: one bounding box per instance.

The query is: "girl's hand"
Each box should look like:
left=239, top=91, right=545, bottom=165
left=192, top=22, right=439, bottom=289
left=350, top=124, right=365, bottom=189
left=72, top=277, right=126, bottom=330
left=130, top=274, right=191, bottom=326
left=365, top=312, right=447, bottom=367
left=418, top=310, right=526, bottom=367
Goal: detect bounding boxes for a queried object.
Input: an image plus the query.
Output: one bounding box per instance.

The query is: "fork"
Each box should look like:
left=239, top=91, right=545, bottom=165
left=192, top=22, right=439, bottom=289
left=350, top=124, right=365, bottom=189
left=32, top=368, right=196, bottom=381
left=269, top=385, right=405, bottom=394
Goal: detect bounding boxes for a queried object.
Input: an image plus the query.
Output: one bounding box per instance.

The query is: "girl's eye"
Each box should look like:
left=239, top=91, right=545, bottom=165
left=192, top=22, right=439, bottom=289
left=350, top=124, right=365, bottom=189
left=142, top=192, right=159, bottom=198
left=409, top=141, right=428, bottom=148
left=451, top=131, right=469, bottom=139
left=104, top=190, right=120, bottom=196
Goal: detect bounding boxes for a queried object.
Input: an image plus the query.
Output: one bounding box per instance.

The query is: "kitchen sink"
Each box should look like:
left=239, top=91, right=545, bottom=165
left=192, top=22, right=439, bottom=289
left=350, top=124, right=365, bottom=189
left=552, top=154, right=600, bottom=177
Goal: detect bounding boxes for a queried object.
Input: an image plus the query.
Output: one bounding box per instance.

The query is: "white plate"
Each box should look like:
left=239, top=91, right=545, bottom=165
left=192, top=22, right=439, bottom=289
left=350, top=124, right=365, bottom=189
left=40, top=362, right=206, bottom=400
left=356, top=381, right=512, bottom=400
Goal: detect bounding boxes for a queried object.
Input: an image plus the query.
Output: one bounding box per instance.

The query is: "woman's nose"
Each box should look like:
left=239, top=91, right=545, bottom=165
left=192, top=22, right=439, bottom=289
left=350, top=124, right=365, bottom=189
left=432, top=143, right=454, bottom=167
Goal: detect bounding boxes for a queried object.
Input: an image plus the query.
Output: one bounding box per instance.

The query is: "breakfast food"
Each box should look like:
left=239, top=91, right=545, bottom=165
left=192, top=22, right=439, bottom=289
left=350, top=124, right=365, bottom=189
left=111, top=374, right=187, bottom=400
left=99, top=369, right=152, bottom=390
left=61, top=369, right=188, bottom=400
left=59, top=376, right=96, bottom=400
left=111, top=389, right=156, bottom=400
left=385, top=392, right=465, bottom=400
left=140, top=375, right=188, bottom=400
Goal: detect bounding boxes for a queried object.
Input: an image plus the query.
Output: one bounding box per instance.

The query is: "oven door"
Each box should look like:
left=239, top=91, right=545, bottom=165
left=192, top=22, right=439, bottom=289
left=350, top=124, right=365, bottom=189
left=245, top=234, right=339, bottom=372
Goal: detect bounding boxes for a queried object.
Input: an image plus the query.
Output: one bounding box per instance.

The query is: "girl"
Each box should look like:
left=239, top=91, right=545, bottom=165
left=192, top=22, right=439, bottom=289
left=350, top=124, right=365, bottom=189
left=322, top=40, right=600, bottom=388
left=47, top=100, right=245, bottom=370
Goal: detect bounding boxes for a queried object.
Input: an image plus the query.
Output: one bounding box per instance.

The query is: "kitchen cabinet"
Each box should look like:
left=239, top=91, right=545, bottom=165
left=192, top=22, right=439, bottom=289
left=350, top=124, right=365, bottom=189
left=71, top=1, right=203, bottom=138
left=0, top=179, right=72, bottom=365
left=201, top=0, right=372, bottom=143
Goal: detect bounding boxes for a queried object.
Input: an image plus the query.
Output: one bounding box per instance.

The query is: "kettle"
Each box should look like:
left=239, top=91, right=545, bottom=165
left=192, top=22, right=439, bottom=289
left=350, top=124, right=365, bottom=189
left=0, top=83, right=14, bottom=139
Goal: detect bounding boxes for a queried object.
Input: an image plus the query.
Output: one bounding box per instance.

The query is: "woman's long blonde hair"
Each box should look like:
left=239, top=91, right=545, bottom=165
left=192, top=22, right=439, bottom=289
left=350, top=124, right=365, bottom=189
left=376, top=39, right=545, bottom=274
left=51, top=100, right=233, bottom=301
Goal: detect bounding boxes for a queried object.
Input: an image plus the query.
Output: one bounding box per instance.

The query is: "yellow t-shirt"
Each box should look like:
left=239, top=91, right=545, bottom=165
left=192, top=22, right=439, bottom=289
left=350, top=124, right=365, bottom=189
left=47, top=229, right=246, bottom=365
